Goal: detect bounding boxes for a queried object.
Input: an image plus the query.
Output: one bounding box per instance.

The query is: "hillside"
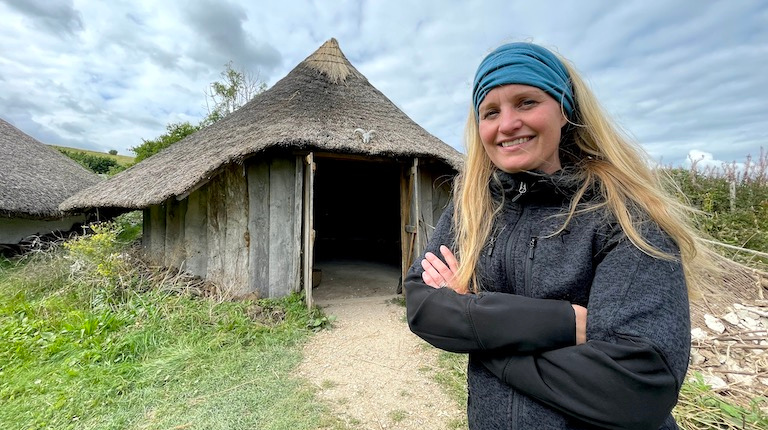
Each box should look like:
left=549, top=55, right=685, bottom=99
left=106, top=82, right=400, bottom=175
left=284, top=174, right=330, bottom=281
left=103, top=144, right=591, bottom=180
left=49, top=144, right=134, bottom=166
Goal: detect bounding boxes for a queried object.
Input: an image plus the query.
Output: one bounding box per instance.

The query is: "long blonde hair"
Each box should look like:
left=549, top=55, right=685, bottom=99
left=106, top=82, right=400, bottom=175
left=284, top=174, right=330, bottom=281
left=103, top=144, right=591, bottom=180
left=453, top=52, right=714, bottom=294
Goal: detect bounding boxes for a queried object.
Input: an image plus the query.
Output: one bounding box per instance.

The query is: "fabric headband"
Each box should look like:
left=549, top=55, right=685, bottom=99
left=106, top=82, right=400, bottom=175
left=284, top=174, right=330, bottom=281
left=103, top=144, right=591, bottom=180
left=472, top=42, right=575, bottom=119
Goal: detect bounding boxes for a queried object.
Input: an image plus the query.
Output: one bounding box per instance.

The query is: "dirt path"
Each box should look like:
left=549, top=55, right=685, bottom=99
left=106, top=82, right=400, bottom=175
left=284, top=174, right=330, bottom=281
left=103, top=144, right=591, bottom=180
left=297, top=296, right=465, bottom=429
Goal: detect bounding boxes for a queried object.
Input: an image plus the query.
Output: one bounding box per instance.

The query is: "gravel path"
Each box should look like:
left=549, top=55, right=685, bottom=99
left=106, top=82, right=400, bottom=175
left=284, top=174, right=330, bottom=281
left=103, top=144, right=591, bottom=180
left=297, top=296, right=465, bottom=429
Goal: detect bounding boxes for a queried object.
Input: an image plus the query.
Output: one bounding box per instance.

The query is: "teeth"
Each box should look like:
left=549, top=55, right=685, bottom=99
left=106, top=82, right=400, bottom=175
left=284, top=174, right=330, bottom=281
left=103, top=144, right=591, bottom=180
left=500, top=137, right=531, bottom=147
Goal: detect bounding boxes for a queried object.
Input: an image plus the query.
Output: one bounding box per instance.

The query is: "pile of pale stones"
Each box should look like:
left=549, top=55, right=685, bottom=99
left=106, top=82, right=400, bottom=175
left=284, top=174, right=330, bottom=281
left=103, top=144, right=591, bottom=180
left=690, top=301, right=768, bottom=405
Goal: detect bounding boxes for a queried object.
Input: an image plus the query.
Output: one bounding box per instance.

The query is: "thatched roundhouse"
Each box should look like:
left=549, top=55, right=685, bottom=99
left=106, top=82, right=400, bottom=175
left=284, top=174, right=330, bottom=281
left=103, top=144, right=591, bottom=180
left=62, top=38, right=464, bottom=304
left=0, top=118, right=101, bottom=246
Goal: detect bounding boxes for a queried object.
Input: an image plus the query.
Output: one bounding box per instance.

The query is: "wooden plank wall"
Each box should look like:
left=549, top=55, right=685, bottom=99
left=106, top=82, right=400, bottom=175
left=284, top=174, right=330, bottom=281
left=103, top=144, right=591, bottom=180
left=205, top=166, right=249, bottom=297
left=223, top=166, right=249, bottom=296
left=247, top=160, right=270, bottom=297
left=164, top=198, right=186, bottom=269
left=147, top=204, right=166, bottom=263
left=247, top=155, right=303, bottom=298
left=184, top=188, right=208, bottom=278
left=417, top=162, right=434, bottom=254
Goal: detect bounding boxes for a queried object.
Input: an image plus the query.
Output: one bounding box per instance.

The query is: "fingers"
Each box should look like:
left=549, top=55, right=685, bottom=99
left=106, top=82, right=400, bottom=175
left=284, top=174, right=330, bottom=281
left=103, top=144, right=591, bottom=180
left=420, top=258, right=440, bottom=287
left=421, top=255, right=445, bottom=288
left=420, top=245, right=466, bottom=292
left=426, top=251, right=454, bottom=285
left=440, top=245, right=459, bottom=274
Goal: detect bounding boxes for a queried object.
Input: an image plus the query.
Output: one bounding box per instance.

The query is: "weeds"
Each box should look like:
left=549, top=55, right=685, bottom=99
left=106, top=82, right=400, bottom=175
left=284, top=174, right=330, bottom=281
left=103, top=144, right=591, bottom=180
left=663, top=152, right=768, bottom=270
left=674, top=373, right=768, bottom=429
left=0, top=213, right=344, bottom=430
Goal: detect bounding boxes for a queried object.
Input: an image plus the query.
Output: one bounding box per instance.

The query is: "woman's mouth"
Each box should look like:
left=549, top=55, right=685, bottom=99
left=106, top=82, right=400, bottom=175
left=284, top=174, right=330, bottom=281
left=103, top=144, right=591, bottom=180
left=500, top=137, right=533, bottom=147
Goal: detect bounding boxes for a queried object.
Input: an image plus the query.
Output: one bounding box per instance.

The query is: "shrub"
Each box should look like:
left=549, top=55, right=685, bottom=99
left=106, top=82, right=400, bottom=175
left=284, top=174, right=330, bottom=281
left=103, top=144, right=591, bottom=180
left=59, top=149, right=119, bottom=174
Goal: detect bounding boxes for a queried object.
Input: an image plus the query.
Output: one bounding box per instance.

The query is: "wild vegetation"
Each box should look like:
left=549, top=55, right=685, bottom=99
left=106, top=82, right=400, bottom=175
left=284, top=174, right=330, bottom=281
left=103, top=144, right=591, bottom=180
left=0, top=214, right=342, bottom=430
left=665, top=149, right=768, bottom=271
left=56, top=147, right=132, bottom=176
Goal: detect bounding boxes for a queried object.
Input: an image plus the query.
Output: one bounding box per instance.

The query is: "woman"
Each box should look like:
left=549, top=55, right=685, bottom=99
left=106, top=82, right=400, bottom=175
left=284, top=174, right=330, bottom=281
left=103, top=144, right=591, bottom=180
left=405, top=42, right=712, bottom=429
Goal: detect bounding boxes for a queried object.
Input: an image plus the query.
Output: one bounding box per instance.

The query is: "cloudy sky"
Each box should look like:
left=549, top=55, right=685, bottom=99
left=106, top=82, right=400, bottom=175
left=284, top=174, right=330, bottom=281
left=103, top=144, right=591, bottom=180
left=1, top=0, right=766, bottom=168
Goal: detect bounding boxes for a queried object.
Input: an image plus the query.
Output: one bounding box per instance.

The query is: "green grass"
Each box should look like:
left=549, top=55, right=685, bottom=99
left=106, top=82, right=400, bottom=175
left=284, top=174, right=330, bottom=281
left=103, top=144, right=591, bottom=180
left=0, top=217, right=346, bottom=430
left=49, top=144, right=135, bottom=166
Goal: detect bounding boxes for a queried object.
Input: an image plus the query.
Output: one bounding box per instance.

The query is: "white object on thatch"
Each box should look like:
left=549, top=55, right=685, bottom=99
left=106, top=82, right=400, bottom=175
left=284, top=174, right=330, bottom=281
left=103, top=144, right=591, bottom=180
left=704, top=314, right=726, bottom=333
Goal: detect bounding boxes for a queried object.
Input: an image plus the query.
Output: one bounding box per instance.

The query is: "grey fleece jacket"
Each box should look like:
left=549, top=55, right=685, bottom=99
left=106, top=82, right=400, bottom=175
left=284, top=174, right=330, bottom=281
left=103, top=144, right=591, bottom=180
left=405, top=170, right=690, bottom=430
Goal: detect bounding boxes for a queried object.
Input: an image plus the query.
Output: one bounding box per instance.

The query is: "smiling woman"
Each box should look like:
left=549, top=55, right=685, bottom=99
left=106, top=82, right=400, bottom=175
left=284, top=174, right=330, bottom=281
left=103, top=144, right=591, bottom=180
left=404, top=41, right=721, bottom=430
left=477, top=85, right=567, bottom=174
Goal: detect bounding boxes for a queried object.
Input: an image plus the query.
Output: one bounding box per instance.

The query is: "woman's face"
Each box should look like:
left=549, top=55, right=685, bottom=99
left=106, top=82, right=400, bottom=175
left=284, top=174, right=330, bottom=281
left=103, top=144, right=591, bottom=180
left=477, top=84, right=567, bottom=174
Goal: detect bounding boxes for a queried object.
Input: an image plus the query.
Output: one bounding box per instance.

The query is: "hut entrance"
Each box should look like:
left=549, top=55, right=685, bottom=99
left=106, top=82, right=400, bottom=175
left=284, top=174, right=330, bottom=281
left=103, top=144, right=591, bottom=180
left=311, top=157, right=402, bottom=301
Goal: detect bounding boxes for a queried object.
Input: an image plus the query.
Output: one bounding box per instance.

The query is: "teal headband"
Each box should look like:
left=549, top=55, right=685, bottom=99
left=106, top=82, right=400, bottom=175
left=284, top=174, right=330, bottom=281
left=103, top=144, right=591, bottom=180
left=472, top=42, right=574, bottom=119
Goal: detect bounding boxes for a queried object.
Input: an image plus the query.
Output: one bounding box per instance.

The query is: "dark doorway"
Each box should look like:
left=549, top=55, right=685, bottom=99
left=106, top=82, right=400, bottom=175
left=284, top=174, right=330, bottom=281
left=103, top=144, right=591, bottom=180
left=312, top=158, right=401, bottom=265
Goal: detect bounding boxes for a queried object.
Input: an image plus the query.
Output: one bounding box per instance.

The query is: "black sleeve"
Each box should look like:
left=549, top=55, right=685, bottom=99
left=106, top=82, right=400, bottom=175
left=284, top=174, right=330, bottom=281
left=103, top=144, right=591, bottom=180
left=478, top=224, right=690, bottom=430
left=406, top=277, right=576, bottom=353
left=479, top=336, right=678, bottom=430
left=404, top=203, right=576, bottom=354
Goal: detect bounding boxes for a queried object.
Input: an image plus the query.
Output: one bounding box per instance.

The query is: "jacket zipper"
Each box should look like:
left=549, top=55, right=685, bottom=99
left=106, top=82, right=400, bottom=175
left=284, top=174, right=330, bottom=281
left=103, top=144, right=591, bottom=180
left=486, top=225, right=506, bottom=257
left=524, top=236, right=538, bottom=296
left=507, top=180, right=531, bottom=429
left=510, top=181, right=527, bottom=203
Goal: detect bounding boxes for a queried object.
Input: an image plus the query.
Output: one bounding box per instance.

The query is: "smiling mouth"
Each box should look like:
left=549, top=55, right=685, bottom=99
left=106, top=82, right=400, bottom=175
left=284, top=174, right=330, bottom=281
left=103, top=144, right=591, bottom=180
left=500, top=137, right=533, bottom=148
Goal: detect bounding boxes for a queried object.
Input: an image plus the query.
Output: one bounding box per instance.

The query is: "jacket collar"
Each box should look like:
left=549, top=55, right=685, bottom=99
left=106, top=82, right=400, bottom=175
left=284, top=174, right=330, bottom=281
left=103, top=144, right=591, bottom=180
left=489, top=168, right=583, bottom=205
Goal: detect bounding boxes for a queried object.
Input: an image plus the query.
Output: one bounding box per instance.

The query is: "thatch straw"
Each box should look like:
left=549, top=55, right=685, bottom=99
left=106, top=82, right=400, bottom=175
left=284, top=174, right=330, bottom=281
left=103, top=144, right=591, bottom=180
left=61, top=38, right=464, bottom=211
left=0, top=118, right=101, bottom=219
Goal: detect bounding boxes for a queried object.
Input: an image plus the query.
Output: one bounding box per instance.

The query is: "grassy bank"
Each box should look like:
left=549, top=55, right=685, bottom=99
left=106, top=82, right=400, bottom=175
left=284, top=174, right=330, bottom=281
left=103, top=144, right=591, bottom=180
left=49, top=145, right=135, bottom=166
left=0, top=216, right=345, bottom=430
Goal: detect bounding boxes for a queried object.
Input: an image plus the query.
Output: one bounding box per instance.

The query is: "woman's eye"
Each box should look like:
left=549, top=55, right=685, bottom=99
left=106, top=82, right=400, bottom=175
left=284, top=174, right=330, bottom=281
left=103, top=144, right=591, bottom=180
left=481, top=109, right=499, bottom=119
left=519, top=99, right=538, bottom=108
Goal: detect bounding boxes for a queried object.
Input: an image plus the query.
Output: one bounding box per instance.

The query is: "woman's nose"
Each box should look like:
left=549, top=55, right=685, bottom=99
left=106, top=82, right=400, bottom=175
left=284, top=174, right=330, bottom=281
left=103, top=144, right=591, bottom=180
left=498, top=110, right=522, bottom=134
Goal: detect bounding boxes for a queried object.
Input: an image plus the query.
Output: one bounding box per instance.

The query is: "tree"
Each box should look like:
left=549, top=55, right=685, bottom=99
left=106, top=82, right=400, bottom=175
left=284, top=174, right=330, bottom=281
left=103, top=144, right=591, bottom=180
left=108, top=149, right=118, bottom=155
left=130, top=121, right=200, bottom=163
left=201, top=61, right=267, bottom=126
left=130, top=62, right=266, bottom=162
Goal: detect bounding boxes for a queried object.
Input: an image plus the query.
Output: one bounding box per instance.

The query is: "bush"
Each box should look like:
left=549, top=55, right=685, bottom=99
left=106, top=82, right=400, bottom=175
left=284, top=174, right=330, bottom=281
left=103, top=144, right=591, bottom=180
left=130, top=121, right=200, bottom=163
left=664, top=167, right=768, bottom=255
left=59, top=149, right=119, bottom=174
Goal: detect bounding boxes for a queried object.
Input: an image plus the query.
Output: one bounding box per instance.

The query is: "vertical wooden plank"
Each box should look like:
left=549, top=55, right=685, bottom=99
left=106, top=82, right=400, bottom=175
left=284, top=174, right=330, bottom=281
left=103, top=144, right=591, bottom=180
left=184, top=189, right=208, bottom=278
left=248, top=159, right=270, bottom=298
left=269, top=156, right=298, bottom=298
left=303, top=152, right=315, bottom=308
left=148, top=204, right=166, bottom=265
left=165, top=198, right=186, bottom=269
left=142, top=208, right=151, bottom=251
left=400, top=165, right=412, bottom=283
left=206, top=174, right=225, bottom=287
left=411, top=158, right=422, bottom=258
left=418, top=164, right=435, bottom=248
left=432, top=170, right=452, bottom=222
left=292, top=156, right=304, bottom=293
left=223, top=165, right=249, bottom=297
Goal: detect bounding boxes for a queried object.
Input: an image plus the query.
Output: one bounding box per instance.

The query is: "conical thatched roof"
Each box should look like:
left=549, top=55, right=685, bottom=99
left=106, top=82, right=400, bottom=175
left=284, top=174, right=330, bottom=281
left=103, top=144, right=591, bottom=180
left=61, top=38, right=464, bottom=211
left=0, top=118, right=101, bottom=219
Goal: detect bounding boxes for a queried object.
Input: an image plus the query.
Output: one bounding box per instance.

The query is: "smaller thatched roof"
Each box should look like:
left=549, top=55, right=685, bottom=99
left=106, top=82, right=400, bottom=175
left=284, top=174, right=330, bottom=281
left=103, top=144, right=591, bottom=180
left=61, top=38, right=465, bottom=212
left=0, top=118, right=102, bottom=219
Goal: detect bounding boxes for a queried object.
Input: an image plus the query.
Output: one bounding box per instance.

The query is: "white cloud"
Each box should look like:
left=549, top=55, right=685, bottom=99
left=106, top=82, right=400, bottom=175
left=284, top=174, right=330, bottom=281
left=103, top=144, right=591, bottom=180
left=0, top=0, right=765, bottom=163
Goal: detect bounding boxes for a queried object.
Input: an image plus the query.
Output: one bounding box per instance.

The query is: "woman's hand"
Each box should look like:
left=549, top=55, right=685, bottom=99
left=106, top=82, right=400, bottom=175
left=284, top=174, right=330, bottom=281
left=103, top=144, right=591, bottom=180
left=420, top=245, right=468, bottom=294
left=572, top=304, right=587, bottom=344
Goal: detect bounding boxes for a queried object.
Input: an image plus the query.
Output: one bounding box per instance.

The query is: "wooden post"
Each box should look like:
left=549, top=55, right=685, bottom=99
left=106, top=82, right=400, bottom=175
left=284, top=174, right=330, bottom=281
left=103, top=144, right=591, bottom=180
left=411, top=158, right=421, bottom=259
left=400, top=166, right=412, bottom=287
left=303, top=153, right=316, bottom=309
left=729, top=180, right=736, bottom=213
